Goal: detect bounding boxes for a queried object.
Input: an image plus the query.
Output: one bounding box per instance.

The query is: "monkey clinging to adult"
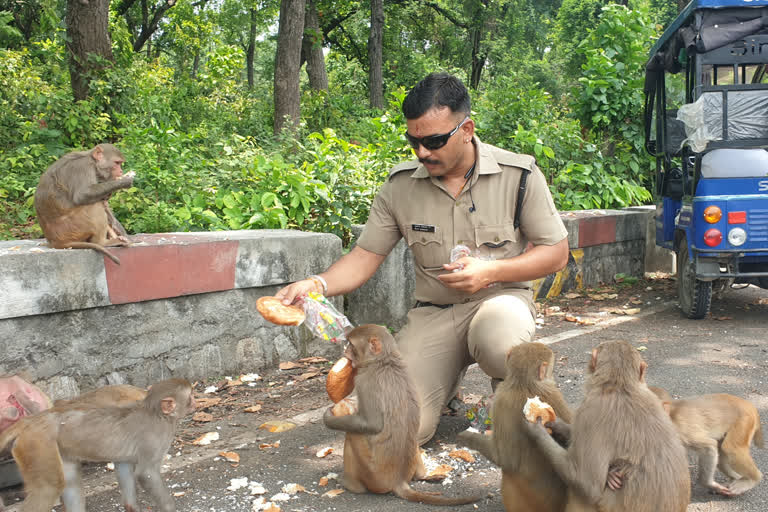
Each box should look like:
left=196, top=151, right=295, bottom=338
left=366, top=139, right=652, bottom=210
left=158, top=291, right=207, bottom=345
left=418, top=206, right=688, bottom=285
left=651, top=388, right=764, bottom=497
left=0, top=378, right=194, bottom=512
left=323, top=324, right=482, bottom=506
left=457, top=342, right=572, bottom=512
left=523, top=340, right=691, bottom=512
left=34, top=143, right=135, bottom=265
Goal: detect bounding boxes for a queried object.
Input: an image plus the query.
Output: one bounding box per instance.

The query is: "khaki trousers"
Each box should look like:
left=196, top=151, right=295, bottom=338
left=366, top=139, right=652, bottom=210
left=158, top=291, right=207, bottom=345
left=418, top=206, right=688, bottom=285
left=395, top=291, right=536, bottom=445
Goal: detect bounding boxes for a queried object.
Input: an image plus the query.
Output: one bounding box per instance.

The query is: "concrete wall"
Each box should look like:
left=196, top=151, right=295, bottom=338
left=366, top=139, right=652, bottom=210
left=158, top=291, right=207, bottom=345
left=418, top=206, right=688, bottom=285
left=0, top=209, right=670, bottom=396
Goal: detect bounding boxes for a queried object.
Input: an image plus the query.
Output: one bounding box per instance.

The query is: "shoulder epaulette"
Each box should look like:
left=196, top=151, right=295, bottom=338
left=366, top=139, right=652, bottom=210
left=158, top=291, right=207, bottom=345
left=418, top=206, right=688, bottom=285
left=492, top=148, right=536, bottom=171
left=388, top=160, right=420, bottom=179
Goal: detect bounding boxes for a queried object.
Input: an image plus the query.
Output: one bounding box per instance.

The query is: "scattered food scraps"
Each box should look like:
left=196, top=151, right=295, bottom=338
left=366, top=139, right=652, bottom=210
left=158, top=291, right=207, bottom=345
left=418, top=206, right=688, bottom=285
left=244, top=404, right=263, bottom=413
left=322, top=489, right=345, bottom=498
left=449, top=449, right=475, bottom=463
left=219, top=451, right=240, bottom=463
left=192, top=412, right=213, bottom=422
left=192, top=432, right=220, bottom=446
left=315, top=447, right=333, bottom=458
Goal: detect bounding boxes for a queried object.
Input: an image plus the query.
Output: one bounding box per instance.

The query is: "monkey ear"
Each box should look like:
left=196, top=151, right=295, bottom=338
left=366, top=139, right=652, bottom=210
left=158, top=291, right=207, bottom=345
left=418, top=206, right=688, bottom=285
left=589, top=348, right=598, bottom=373
left=638, top=361, right=647, bottom=382
left=538, top=361, right=549, bottom=381
left=369, top=336, right=383, bottom=355
left=662, top=401, right=672, bottom=415
left=160, top=397, right=177, bottom=415
left=92, top=145, right=104, bottom=162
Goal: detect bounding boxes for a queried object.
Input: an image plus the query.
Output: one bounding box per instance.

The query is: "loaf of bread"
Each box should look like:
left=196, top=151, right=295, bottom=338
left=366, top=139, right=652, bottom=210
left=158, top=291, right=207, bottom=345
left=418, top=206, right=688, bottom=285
left=256, top=296, right=306, bottom=326
left=330, top=397, right=358, bottom=416
left=523, top=396, right=556, bottom=429
left=326, top=357, right=356, bottom=403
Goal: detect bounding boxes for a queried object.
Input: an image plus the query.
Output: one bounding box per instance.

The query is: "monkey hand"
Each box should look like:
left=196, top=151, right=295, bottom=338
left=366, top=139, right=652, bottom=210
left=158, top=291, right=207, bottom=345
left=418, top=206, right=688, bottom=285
left=545, top=417, right=572, bottom=447
left=606, top=459, right=632, bottom=491
left=521, top=413, right=550, bottom=440
left=437, top=257, right=496, bottom=294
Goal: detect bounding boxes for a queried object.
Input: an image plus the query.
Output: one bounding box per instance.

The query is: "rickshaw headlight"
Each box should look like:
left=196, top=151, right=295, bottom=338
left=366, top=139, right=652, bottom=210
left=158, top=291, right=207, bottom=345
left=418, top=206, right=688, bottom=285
left=727, top=228, right=747, bottom=246
left=704, top=206, right=722, bottom=224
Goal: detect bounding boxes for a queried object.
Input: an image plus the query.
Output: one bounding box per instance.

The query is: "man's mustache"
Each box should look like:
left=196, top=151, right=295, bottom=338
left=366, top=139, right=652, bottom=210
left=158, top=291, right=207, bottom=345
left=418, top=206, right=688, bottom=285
left=419, top=158, right=439, bottom=165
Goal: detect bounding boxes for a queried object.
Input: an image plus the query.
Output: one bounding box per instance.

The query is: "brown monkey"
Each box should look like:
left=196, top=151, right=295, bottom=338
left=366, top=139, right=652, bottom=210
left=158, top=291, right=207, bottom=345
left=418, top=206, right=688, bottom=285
left=457, top=342, right=572, bottom=511
left=53, top=383, right=147, bottom=408
left=323, top=324, right=482, bottom=506
left=34, top=144, right=134, bottom=265
left=523, top=340, right=690, bottom=512
left=0, top=378, right=193, bottom=512
left=651, top=387, right=764, bottom=496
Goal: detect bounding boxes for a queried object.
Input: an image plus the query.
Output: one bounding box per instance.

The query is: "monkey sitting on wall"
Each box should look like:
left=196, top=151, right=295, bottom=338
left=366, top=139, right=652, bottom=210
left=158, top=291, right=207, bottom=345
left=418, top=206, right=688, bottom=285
left=34, top=143, right=135, bottom=265
left=323, top=324, right=482, bottom=506
left=650, top=386, right=764, bottom=497
left=0, top=379, right=192, bottom=512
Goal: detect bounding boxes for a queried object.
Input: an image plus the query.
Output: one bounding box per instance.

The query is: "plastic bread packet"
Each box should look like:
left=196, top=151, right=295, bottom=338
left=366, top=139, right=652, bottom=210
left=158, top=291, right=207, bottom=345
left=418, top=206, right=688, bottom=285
left=450, top=244, right=472, bottom=272
left=302, top=291, right=353, bottom=343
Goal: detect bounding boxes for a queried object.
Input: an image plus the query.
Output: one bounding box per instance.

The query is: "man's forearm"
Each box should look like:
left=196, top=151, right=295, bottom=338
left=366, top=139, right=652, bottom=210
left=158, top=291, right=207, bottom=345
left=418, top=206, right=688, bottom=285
left=489, top=238, right=569, bottom=284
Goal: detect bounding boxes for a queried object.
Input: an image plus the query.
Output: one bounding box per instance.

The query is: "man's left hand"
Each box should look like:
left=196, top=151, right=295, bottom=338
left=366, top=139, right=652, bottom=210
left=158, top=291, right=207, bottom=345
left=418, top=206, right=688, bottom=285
left=437, top=257, right=495, bottom=294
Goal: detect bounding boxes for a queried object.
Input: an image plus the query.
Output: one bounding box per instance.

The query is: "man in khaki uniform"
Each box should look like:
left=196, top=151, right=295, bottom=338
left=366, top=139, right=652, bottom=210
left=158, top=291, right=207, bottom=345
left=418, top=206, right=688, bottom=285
left=277, top=72, right=569, bottom=445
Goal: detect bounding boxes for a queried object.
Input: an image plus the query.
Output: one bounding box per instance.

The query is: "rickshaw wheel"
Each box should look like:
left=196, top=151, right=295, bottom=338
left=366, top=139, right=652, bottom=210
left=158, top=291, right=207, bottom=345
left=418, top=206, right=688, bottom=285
left=676, top=240, right=712, bottom=319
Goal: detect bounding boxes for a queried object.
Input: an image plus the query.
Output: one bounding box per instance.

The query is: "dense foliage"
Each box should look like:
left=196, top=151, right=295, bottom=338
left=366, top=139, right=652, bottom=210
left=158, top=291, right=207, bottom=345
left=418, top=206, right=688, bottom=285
left=0, top=0, right=667, bottom=243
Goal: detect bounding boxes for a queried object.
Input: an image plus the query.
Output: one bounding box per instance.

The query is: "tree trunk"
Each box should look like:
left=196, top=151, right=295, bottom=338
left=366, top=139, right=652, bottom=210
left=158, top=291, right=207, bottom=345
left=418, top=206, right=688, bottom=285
left=368, top=0, right=384, bottom=108
left=65, top=0, right=114, bottom=101
left=302, top=0, right=328, bottom=91
left=247, top=8, right=257, bottom=89
left=274, top=0, right=306, bottom=135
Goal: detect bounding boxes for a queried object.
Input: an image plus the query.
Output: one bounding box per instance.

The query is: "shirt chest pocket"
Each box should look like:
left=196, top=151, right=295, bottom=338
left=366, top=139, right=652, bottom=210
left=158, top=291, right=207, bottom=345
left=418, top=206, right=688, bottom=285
left=405, top=226, right=444, bottom=268
left=474, top=223, right=525, bottom=260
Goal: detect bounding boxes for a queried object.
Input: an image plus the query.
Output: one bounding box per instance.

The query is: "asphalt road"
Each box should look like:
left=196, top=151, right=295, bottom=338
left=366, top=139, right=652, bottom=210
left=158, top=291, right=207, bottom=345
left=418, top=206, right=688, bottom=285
left=2, top=277, right=767, bottom=511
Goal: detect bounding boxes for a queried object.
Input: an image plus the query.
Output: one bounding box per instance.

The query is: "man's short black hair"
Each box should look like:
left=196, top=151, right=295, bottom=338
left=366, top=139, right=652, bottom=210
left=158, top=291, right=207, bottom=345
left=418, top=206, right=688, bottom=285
left=402, top=72, right=471, bottom=120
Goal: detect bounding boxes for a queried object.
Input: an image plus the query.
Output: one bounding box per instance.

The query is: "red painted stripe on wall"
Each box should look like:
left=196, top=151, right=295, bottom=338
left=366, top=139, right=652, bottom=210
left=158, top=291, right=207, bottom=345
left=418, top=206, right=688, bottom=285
left=577, top=216, right=617, bottom=248
left=105, top=240, right=238, bottom=304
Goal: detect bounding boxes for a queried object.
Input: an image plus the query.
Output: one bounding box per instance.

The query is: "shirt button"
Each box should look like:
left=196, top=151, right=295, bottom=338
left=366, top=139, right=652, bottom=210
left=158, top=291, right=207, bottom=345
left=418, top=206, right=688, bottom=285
left=455, top=201, right=461, bottom=207
left=421, top=237, right=426, bottom=242
left=494, top=236, right=500, bottom=242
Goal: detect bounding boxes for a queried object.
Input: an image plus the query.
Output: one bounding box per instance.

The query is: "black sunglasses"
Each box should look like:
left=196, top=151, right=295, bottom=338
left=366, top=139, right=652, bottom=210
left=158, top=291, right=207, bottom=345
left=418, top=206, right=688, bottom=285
left=405, top=116, right=470, bottom=151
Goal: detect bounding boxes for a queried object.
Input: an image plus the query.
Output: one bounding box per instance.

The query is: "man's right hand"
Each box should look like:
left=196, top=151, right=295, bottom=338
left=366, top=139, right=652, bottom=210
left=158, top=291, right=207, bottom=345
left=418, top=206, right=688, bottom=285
left=275, top=278, right=322, bottom=306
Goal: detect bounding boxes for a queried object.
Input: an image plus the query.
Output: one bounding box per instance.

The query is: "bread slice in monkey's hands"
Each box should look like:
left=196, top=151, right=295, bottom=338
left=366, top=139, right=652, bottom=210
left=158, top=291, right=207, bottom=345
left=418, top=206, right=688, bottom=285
left=326, top=357, right=357, bottom=403
left=524, top=396, right=556, bottom=433
left=256, top=296, right=306, bottom=326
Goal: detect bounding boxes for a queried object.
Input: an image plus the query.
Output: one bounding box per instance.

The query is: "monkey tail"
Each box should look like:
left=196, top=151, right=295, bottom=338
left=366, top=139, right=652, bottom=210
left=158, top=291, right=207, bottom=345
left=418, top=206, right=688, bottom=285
left=394, top=481, right=483, bottom=506
left=0, top=421, right=22, bottom=454
left=754, top=419, right=764, bottom=449
left=56, top=241, right=121, bottom=265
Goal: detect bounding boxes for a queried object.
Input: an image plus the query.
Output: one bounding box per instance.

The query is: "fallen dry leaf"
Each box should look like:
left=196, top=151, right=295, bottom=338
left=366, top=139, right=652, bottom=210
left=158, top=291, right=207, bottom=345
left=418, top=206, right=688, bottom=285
left=219, top=451, right=240, bottom=463
left=322, top=489, right=345, bottom=498
left=192, top=412, right=213, bottom=422
left=449, top=449, right=475, bottom=463
left=622, top=308, right=642, bottom=315
left=191, top=432, right=219, bottom=446
left=714, top=316, right=733, bottom=321
left=295, top=369, right=322, bottom=381
left=564, top=314, right=579, bottom=323
left=195, top=397, right=222, bottom=409
left=244, top=404, right=263, bottom=413
left=172, top=491, right=185, bottom=497
left=318, top=477, right=329, bottom=487
left=259, top=441, right=281, bottom=450
left=588, top=293, right=608, bottom=301
left=299, top=356, right=329, bottom=364
left=577, top=318, right=596, bottom=326
left=264, top=505, right=281, bottom=512
left=755, top=297, right=768, bottom=305
left=279, top=361, right=304, bottom=370
left=316, top=447, right=333, bottom=458
left=259, top=420, right=296, bottom=433
left=564, top=292, right=581, bottom=299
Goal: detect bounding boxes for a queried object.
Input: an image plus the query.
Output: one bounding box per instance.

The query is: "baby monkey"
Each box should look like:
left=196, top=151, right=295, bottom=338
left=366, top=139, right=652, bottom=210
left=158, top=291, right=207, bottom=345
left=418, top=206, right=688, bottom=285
left=651, top=387, right=764, bottom=496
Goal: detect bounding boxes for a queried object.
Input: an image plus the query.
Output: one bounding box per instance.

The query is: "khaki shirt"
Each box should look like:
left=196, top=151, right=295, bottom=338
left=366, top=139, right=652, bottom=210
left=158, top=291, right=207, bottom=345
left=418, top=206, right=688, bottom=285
left=357, top=136, right=568, bottom=306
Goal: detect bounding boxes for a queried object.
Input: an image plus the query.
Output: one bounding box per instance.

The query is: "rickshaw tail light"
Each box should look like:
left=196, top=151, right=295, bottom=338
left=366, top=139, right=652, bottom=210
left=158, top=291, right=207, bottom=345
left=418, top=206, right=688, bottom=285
left=704, top=229, right=723, bottom=247
left=728, top=211, right=746, bottom=224
left=703, top=206, right=722, bottom=223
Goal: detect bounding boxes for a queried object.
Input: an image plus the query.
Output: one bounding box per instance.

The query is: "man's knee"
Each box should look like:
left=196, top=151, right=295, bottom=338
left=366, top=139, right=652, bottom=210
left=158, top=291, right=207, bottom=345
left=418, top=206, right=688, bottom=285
left=417, top=409, right=440, bottom=446
left=468, top=295, right=535, bottom=377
